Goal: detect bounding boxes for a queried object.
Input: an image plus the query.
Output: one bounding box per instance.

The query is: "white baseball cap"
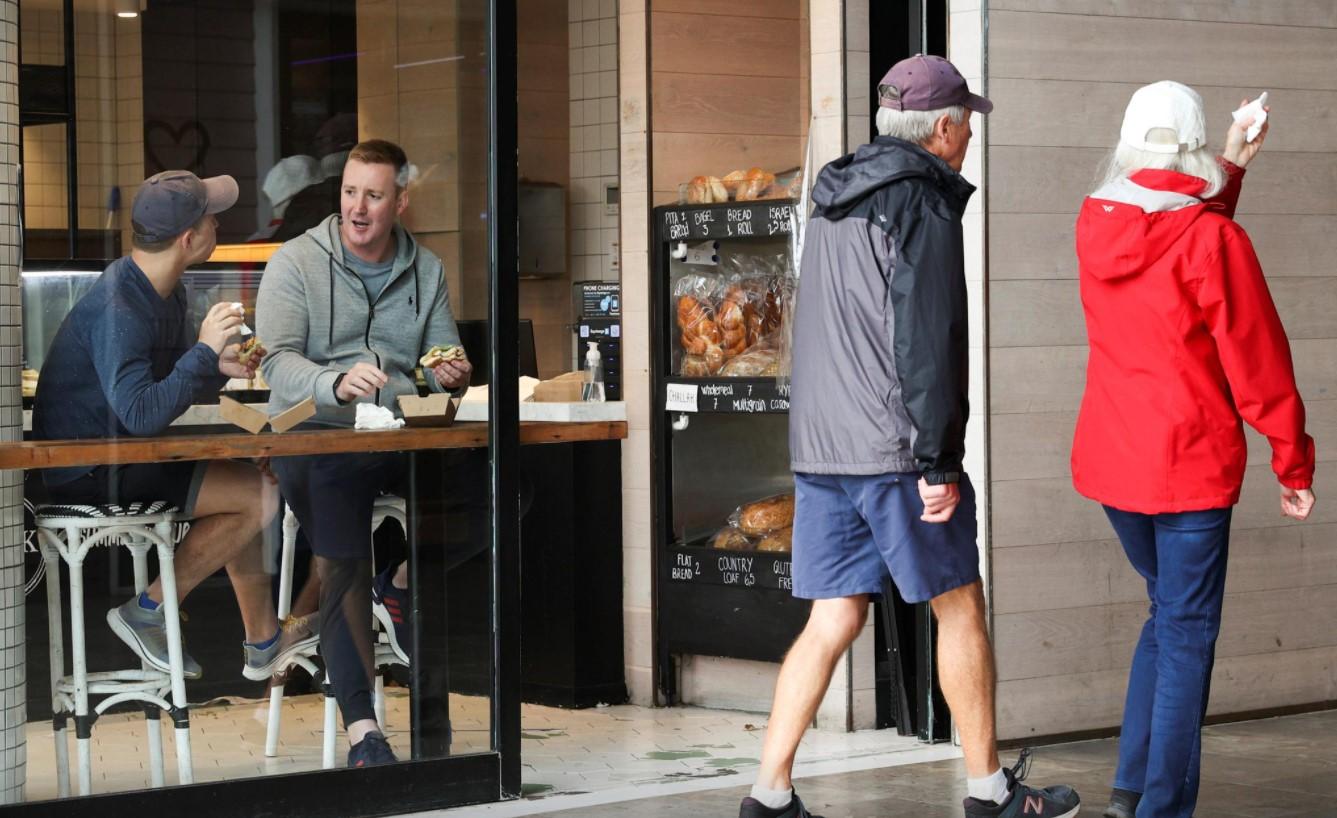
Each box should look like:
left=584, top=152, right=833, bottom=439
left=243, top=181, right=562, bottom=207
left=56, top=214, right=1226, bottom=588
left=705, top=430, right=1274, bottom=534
left=1119, top=81, right=1207, bottom=154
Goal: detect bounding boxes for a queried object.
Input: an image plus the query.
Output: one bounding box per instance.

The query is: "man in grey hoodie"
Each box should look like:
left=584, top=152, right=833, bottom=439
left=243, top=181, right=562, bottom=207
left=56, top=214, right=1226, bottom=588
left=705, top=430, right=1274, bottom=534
left=257, top=139, right=470, bottom=767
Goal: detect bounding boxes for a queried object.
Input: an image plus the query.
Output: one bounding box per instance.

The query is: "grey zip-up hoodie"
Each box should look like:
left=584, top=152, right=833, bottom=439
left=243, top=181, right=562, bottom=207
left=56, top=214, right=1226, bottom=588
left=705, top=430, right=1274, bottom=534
left=257, top=214, right=462, bottom=427
left=789, top=137, right=974, bottom=483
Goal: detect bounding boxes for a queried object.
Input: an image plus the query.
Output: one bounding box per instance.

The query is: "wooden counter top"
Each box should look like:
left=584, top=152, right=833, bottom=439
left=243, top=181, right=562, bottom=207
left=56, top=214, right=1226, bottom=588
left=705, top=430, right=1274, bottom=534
left=0, top=421, right=627, bottom=471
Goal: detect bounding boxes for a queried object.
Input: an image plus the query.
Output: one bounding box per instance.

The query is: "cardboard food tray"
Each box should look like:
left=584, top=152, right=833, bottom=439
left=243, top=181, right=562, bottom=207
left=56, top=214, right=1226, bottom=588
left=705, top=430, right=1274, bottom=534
left=220, top=396, right=316, bottom=434
left=397, top=393, right=460, bottom=427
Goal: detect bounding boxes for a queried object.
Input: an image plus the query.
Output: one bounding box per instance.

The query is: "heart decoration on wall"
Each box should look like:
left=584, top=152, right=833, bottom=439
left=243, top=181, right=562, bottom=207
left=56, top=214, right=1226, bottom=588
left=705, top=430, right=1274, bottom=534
left=144, top=119, right=212, bottom=174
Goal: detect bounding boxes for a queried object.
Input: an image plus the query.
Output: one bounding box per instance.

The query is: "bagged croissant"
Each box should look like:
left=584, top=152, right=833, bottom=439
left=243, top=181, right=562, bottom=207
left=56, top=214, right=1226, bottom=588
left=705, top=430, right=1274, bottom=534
left=729, top=493, right=796, bottom=536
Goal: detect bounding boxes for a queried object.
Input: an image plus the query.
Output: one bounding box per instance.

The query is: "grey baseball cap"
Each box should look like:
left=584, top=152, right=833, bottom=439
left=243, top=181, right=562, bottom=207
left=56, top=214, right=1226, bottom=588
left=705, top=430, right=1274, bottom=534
left=131, top=170, right=238, bottom=243
left=878, top=54, right=993, bottom=114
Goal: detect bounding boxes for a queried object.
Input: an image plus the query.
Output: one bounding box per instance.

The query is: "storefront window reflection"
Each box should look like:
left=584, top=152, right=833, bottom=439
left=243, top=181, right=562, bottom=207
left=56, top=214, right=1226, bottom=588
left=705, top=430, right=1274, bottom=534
left=15, top=0, right=499, bottom=803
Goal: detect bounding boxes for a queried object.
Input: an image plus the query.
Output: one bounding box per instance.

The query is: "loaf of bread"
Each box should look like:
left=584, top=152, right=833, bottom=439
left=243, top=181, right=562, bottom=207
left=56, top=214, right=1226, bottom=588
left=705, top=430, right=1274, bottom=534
left=712, top=527, right=753, bottom=551
left=679, top=354, right=712, bottom=377
left=738, top=494, right=795, bottom=535
left=677, top=295, right=722, bottom=352
left=716, top=285, right=750, bottom=358
left=718, top=345, right=779, bottom=377
left=756, top=527, right=792, bottom=552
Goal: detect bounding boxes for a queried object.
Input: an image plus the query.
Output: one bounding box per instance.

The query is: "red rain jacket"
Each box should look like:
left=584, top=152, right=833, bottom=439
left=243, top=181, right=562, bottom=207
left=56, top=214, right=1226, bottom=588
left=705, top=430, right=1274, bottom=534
left=1072, top=162, right=1314, bottom=513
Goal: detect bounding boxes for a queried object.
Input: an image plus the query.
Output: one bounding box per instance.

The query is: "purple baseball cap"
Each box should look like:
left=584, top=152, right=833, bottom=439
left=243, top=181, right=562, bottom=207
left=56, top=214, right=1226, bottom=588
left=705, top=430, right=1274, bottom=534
left=131, top=170, right=238, bottom=243
left=878, top=54, right=993, bottom=114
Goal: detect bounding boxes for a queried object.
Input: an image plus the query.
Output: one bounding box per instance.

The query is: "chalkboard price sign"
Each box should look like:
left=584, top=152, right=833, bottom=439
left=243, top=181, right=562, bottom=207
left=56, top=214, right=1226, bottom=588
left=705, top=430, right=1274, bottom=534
left=659, top=201, right=796, bottom=242
left=665, top=544, right=794, bottom=591
left=665, top=378, right=789, bottom=413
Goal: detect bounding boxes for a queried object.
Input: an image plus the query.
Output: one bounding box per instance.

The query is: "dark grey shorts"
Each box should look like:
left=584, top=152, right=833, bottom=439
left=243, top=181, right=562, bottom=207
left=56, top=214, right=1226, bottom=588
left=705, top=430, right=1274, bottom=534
left=45, top=460, right=209, bottom=517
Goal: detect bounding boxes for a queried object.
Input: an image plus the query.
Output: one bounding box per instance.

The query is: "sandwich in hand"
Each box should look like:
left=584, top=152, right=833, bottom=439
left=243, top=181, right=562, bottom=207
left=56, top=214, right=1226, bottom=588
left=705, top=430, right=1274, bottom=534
left=237, top=335, right=263, bottom=367
left=420, top=344, right=466, bottom=369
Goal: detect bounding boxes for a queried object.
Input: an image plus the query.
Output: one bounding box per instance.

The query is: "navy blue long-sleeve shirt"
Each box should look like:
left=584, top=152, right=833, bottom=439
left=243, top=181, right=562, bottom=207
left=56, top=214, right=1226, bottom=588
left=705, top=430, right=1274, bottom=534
left=33, top=256, right=228, bottom=486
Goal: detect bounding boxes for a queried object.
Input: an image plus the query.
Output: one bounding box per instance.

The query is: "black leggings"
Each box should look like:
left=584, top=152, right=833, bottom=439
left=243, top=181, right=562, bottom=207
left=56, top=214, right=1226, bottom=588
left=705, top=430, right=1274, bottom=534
left=316, top=555, right=377, bottom=727
left=272, top=451, right=406, bottom=727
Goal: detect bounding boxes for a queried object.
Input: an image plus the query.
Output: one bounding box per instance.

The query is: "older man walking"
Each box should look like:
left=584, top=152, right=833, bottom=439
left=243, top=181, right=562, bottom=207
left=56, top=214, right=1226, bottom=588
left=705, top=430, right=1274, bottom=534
left=738, top=55, right=1081, bottom=818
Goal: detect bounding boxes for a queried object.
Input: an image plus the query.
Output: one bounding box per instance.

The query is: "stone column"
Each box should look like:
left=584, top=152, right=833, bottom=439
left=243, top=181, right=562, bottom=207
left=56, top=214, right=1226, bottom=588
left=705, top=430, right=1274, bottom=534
left=0, top=0, right=26, bottom=804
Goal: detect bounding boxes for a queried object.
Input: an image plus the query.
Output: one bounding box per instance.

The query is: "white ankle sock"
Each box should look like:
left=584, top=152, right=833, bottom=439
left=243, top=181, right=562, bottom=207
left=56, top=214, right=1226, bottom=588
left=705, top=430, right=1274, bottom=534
left=967, top=768, right=1011, bottom=805
left=749, top=783, right=793, bottom=810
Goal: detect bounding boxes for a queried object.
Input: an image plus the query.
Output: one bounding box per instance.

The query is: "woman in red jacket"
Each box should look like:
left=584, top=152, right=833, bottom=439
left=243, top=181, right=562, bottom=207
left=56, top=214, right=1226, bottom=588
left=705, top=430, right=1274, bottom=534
left=1073, top=81, right=1316, bottom=818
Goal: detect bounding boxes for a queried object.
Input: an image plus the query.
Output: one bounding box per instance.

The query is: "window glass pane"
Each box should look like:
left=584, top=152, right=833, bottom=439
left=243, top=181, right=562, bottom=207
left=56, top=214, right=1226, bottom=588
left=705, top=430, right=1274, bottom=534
left=18, top=0, right=501, bottom=803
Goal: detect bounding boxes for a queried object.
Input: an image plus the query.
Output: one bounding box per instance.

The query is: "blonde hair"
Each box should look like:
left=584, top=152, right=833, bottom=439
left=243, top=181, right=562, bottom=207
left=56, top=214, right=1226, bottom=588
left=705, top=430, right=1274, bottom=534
left=1097, top=127, right=1225, bottom=198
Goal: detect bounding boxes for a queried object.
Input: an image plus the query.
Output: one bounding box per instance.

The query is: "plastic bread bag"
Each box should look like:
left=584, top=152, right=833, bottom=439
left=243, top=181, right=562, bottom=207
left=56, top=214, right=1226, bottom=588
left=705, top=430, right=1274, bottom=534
left=673, top=272, right=726, bottom=373
left=756, top=526, right=793, bottom=552
left=718, top=342, right=780, bottom=377
left=727, top=493, right=796, bottom=536
left=711, top=526, right=756, bottom=551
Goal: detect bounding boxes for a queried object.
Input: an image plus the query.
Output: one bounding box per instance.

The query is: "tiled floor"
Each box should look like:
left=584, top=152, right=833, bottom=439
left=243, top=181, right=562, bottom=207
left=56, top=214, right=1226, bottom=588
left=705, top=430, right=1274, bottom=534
left=20, top=691, right=944, bottom=805
left=428, top=709, right=1337, bottom=818
left=23, top=688, right=492, bottom=800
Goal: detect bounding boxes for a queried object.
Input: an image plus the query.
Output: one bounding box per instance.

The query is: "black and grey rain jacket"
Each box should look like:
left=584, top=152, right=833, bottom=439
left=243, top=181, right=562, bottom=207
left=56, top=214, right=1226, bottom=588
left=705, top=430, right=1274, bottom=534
left=789, top=136, right=974, bottom=485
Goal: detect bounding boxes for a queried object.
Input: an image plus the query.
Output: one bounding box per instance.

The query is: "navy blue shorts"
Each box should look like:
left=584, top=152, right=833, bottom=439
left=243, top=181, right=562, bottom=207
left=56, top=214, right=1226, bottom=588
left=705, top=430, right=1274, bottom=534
left=791, top=472, right=980, bottom=604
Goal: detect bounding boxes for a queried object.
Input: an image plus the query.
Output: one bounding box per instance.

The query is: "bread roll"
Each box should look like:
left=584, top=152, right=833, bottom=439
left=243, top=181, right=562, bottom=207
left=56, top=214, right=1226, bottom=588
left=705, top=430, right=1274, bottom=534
left=736, top=167, right=776, bottom=201
left=686, top=176, right=711, bottom=204
left=738, top=494, right=795, bottom=535
left=722, top=169, right=748, bottom=197
left=707, top=176, right=728, bottom=203
left=756, top=527, right=792, bottom=552
left=712, top=527, right=753, bottom=551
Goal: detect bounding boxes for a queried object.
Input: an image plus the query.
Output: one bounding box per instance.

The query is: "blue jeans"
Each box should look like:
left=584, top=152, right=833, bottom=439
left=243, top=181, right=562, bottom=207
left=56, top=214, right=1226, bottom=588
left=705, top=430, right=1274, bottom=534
left=1103, top=506, right=1232, bottom=818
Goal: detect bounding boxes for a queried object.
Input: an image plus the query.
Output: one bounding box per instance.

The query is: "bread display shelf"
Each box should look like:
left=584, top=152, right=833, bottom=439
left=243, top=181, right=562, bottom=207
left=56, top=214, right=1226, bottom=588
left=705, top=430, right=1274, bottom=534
left=663, top=542, right=793, bottom=592
left=664, top=377, right=789, bottom=413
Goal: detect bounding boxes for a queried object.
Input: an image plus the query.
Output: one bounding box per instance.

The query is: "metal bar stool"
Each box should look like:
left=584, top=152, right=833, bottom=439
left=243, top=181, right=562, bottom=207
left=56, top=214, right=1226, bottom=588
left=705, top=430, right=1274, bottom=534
left=265, top=494, right=408, bottom=769
left=35, top=501, right=193, bottom=796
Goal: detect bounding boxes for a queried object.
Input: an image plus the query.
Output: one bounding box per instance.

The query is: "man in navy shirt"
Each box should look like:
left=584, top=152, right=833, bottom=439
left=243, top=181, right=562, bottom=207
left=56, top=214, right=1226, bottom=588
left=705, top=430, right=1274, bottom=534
left=33, top=170, right=316, bottom=681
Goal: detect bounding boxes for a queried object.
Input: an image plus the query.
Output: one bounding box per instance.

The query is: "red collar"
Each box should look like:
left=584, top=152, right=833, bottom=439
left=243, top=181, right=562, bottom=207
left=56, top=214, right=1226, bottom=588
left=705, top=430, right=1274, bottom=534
left=1128, top=169, right=1210, bottom=197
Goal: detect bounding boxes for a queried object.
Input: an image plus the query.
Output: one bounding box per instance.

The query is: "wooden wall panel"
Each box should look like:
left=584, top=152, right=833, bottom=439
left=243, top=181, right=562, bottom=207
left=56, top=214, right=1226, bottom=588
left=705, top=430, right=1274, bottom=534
left=990, top=214, right=1337, bottom=281
left=651, top=73, right=804, bottom=137
left=988, top=78, right=1337, bottom=154
left=988, top=0, right=1337, bottom=28
left=998, top=645, right=1337, bottom=740
left=649, top=3, right=803, bottom=204
left=651, top=0, right=801, bottom=20
left=991, top=339, right=1337, bottom=418
left=990, top=401, right=1337, bottom=484
left=990, top=146, right=1337, bottom=217
left=990, top=11, right=1337, bottom=91
left=651, top=12, right=800, bottom=78
left=991, top=462, right=1337, bottom=551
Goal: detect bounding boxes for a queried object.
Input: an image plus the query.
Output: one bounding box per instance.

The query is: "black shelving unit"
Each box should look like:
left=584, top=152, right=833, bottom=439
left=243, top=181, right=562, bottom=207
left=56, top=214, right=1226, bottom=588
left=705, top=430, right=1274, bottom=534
left=650, top=200, right=947, bottom=741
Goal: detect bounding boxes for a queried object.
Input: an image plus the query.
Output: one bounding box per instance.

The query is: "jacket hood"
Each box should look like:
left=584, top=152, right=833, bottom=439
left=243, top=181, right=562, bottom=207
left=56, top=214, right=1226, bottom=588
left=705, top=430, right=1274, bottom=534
left=303, top=213, right=420, bottom=278
left=812, top=136, right=976, bottom=219
left=1077, top=169, right=1213, bottom=281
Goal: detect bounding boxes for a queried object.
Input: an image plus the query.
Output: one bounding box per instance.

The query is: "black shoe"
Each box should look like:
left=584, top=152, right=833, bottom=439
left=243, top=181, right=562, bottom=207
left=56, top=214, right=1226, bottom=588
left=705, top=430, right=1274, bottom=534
left=738, top=791, right=824, bottom=818
left=963, top=750, right=1081, bottom=818
left=1103, top=788, right=1139, bottom=818
left=347, top=731, right=397, bottom=768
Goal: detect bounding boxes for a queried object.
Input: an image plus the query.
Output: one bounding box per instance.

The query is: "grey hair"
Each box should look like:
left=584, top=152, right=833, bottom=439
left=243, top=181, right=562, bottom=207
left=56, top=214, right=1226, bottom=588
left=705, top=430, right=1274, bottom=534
left=1096, top=128, right=1225, bottom=198
left=875, top=105, right=968, bottom=145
